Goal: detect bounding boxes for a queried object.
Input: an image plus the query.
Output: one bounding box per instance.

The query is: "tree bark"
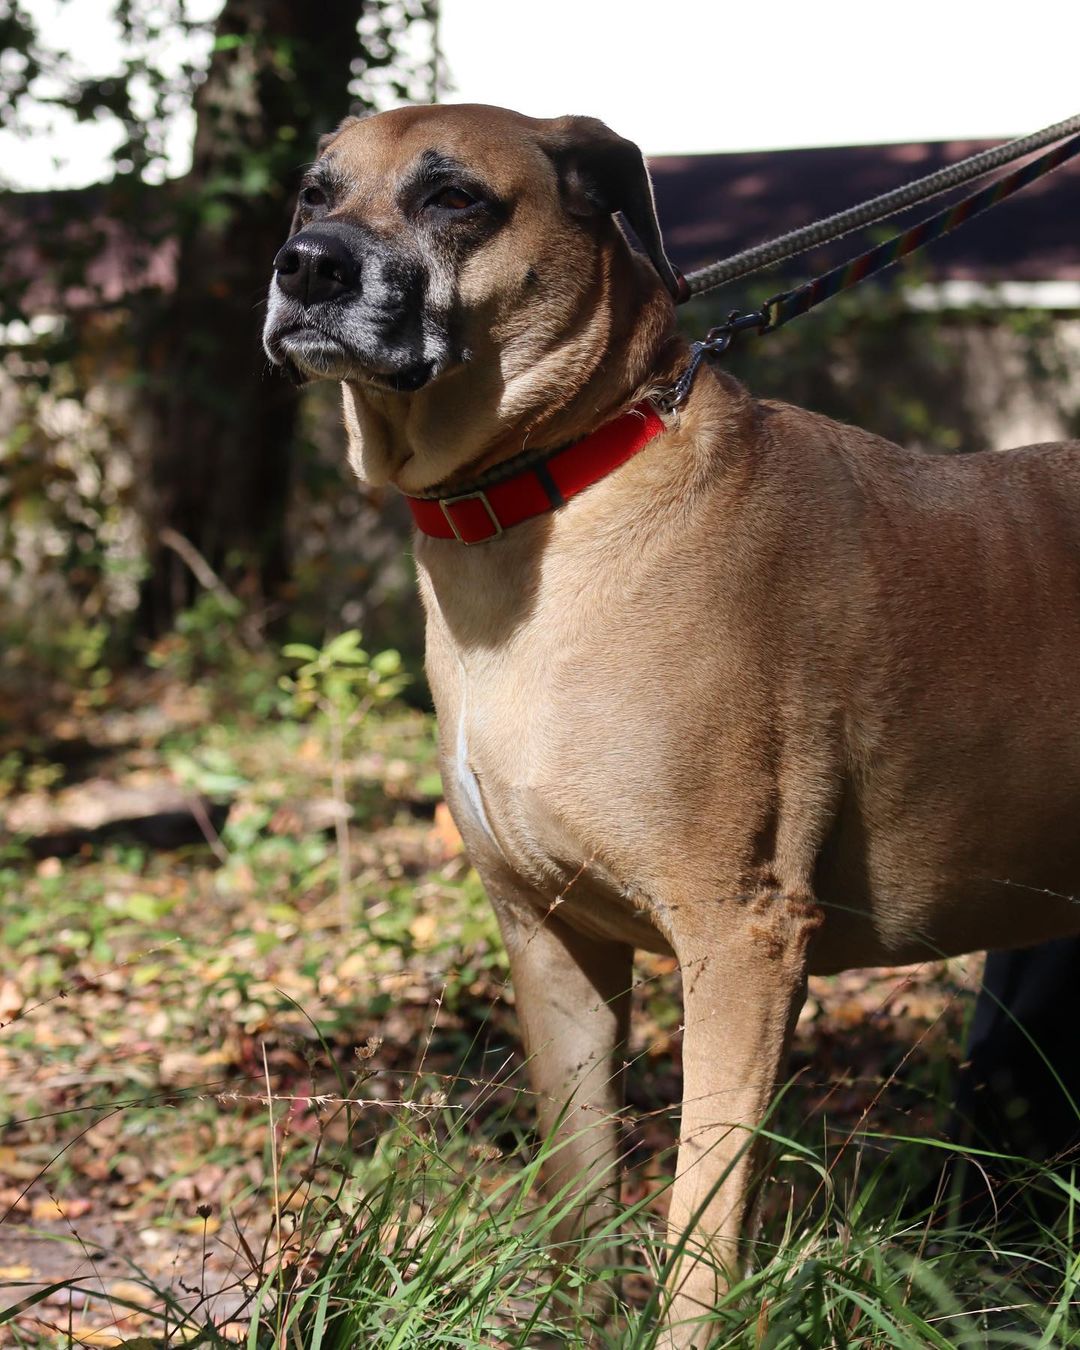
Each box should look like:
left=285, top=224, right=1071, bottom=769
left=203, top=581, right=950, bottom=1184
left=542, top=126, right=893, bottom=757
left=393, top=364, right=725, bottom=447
left=139, top=0, right=367, bottom=631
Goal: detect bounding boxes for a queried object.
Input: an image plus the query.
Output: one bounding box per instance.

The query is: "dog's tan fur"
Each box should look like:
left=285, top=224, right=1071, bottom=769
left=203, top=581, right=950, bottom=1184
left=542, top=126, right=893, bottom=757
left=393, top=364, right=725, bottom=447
left=271, top=104, right=1080, bottom=1345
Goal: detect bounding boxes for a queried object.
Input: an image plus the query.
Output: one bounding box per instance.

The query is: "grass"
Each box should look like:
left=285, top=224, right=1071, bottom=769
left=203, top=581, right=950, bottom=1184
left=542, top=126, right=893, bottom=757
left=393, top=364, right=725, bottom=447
left=1, top=637, right=1078, bottom=1346
left=5, top=1096, right=1079, bottom=1347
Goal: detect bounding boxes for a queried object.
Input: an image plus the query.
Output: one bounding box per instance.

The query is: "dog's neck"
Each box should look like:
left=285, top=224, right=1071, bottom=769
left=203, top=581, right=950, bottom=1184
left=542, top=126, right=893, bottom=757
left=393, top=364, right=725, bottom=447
left=340, top=244, right=682, bottom=497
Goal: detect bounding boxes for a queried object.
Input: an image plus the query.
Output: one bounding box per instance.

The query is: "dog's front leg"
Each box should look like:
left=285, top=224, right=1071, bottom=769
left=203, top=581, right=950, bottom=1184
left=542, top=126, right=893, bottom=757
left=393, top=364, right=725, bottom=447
left=660, top=899, right=814, bottom=1348
left=490, top=883, right=633, bottom=1270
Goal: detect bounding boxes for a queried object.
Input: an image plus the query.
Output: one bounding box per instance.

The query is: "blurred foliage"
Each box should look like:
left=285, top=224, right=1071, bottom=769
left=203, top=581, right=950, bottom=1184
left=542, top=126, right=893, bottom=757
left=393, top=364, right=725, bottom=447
left=0, top=320, right=143, bottom=669
left=1, top=0, right=203, bottom=185
left=0, top=0, right=438, bottom=191
left=0, top=0, right=438, bottom=694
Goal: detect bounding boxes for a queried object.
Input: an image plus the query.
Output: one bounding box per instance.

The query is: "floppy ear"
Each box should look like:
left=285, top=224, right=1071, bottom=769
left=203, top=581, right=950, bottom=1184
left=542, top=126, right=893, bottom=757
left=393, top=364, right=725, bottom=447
left=541, top=115, right=683, bottom=300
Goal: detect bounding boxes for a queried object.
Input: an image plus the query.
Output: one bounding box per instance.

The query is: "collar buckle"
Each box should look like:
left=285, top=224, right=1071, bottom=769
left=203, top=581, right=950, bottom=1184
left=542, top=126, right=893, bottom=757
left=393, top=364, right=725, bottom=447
left=439, top=489, right=503, bottom=544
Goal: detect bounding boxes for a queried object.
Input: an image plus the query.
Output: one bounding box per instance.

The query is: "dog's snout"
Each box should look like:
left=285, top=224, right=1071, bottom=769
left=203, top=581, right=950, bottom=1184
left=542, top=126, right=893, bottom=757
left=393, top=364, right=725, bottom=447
left=273, top=231, right=360, bottom=306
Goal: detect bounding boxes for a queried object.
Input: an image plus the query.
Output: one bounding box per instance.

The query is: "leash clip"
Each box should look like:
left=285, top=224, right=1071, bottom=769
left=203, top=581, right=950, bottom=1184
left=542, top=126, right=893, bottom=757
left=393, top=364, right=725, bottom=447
left=654, top=308, right=769, bottom=413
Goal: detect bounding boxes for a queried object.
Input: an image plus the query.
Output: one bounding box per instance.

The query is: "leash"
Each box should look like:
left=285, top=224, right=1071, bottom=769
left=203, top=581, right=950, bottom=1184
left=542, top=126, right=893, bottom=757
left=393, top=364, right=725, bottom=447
left=659, top=123, right=1080, bottom=412
left=680, top=111, right=1080, bottom=297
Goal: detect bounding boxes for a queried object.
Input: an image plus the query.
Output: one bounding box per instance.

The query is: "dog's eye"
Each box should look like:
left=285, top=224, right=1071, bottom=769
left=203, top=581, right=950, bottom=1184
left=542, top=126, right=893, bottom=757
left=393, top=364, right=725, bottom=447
left=300, top=184, right=328, bottom=211
left=427, top=186, right=477, bottom=212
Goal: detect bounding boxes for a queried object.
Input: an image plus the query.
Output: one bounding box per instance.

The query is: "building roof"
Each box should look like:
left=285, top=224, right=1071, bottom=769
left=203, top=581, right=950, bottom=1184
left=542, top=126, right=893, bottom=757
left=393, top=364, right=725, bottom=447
left=649, top=138, right=1080, bottom=285
left=0, top=183, right=176, bottom=319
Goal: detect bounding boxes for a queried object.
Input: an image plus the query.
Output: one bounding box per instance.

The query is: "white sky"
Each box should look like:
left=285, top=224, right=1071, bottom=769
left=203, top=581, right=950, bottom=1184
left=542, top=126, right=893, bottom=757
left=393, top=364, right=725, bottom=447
left=439, top=1, right=1080, bottom=155
left=2, top=0, right=1078, bottom=189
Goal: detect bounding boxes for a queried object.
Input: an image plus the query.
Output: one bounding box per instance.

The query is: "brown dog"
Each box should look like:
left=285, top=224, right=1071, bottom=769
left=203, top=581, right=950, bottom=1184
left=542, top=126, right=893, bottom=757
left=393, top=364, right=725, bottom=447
left=264, top=103, right=1080, bottom=1345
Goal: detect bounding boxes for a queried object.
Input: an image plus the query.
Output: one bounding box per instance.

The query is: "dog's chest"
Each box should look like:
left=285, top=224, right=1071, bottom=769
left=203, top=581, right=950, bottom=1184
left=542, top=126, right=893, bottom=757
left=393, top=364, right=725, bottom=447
left=444, top=657, right=582, bottom=872
left=434, top=645, right=670, bottom=950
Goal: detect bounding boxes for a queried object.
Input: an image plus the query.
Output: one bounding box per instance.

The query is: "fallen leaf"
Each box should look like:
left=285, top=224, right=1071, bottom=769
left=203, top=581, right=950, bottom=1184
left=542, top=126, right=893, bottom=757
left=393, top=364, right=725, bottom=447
left=108, top=1280, right=158, bottom=1307
left=431, top=801, right=463, bottom=858
left=830, top=999, right=867, bottom=1028
left=0, top=1186, right=31, bottom=1212
left=409, top=912, right=438, bottom=948
left=173, top=1214, right=221, bottom=1235
left=0, top=979, right=23, bottom=1021
left=30, top=1195, right=92, bottom=1221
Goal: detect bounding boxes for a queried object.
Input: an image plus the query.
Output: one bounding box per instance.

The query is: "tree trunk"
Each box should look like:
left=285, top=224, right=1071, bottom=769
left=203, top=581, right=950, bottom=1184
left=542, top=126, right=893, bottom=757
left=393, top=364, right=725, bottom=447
left=138, top=0, right=367, bottom=631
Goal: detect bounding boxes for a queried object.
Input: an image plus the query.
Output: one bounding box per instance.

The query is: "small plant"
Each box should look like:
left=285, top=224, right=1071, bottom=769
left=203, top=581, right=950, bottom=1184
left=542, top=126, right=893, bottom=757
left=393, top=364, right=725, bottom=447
left=279, top=631, right=410, bottom=922
left=279, top=630, right=409, bottom=720
left=147, top=590, right=246, bottom=683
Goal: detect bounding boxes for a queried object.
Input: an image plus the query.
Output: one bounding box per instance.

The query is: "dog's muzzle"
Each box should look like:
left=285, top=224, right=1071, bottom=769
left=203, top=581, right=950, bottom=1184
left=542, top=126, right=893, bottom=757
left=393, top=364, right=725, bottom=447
left=262, top=220, right=450, bottom=392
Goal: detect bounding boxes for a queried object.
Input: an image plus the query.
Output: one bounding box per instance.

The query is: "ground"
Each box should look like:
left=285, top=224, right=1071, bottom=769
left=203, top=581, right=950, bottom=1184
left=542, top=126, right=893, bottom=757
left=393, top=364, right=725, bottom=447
left=0, top=663, right=984, bottom=1346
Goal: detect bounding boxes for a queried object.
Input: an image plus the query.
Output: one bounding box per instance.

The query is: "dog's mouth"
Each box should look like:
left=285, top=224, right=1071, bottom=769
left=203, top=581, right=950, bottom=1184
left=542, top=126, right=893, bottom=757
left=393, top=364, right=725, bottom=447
left=269, top=325, right=436, bottom=393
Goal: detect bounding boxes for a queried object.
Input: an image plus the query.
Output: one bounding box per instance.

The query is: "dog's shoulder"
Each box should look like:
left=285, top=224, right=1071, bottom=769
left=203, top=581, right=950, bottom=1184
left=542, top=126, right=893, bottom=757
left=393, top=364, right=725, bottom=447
left=746, top=397, right=915, bottom=496
left=753, top=398, right=899, bottom=454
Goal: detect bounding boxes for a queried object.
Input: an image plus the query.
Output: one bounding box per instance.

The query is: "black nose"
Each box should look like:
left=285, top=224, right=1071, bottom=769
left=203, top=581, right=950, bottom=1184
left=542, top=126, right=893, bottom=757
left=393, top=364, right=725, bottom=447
left=273, top=230, right=360, bottom=306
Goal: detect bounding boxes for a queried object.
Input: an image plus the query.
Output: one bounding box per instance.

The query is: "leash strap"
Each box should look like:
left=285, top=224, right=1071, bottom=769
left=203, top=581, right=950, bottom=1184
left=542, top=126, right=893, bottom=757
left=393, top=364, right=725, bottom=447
left=681, top=112, right=1080, bottom=298
left=406, top=402, right=666, bottom=543
left=762, top=131, right=1080, bottom=331
left=659, top=130, right=1080, bottom=412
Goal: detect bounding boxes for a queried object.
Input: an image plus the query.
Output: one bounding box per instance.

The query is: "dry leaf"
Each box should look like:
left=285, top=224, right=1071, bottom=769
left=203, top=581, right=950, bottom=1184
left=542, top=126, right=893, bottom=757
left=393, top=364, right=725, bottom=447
left=173, top=1214, right=221, bottom=1235
left=431, top=801, right=463, bottom=858
left=30, top=1195, right=92, bottom=1221
left=108, top=1280, right=158, bottom=1307
left=0, top=980, right=23, bottom=1021
left=409, top=912, right=438, bottom=948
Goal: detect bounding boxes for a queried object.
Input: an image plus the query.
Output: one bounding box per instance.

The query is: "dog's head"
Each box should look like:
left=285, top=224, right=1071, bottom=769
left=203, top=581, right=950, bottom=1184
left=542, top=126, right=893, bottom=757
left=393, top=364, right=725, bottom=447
left=262, top=104, right=680, bottom=490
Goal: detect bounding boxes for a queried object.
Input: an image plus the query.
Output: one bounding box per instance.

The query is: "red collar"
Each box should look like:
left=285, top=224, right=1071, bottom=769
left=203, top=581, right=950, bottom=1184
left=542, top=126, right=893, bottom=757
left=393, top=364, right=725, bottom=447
left=404, top=401, right=666, bottom=544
